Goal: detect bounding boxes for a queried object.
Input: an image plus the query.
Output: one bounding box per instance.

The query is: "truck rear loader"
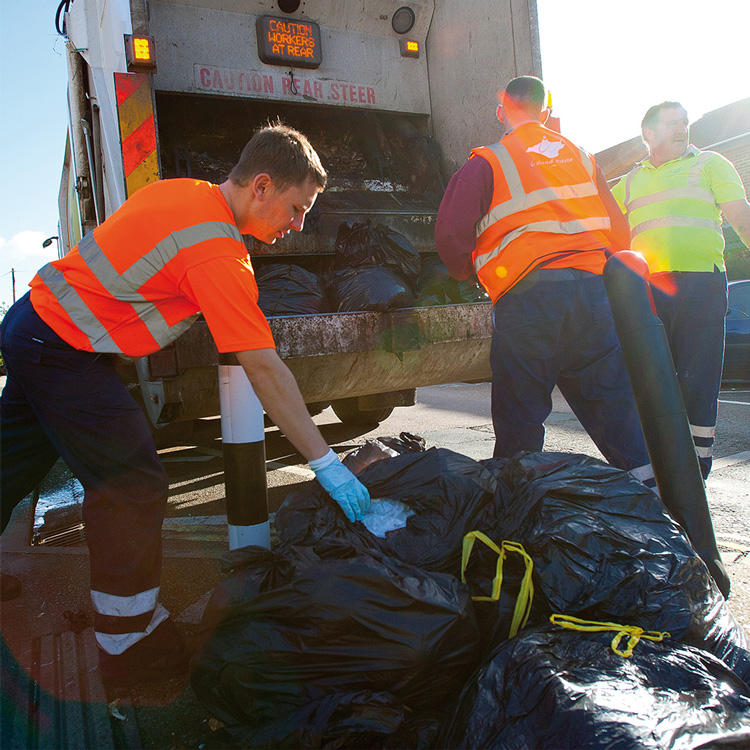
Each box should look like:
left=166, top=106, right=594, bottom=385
left=56, top=0, right=542, bottom=434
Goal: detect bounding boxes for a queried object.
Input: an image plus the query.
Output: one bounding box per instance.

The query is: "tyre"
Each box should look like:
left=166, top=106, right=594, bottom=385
left=331, top=397, right=394, bottom=426
left=306, top=401, right=330, bottom=417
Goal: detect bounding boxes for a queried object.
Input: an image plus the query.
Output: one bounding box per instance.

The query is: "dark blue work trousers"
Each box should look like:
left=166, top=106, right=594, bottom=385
left=649, top=270, right=728, bottom=479
left=490, top=269, right=650, bottom=471
left=0, top=293, right=168, bottom=598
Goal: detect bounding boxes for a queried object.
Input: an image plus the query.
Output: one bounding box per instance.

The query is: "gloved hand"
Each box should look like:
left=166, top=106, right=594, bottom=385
left=309, top=449, right=370, bottom=522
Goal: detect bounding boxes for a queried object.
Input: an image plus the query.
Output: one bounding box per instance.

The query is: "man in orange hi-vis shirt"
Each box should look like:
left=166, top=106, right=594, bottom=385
left=0, top=124, right=369, bottom=686
left=436, top=76, right=653, bottom=486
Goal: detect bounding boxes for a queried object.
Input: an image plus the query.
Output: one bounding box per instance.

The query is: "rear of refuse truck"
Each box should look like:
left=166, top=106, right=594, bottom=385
left=57, top=0, right=543, bottom=432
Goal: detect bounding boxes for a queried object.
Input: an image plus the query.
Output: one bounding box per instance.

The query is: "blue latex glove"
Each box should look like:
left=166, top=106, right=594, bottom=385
left=310, top=449, right=370, bottom=522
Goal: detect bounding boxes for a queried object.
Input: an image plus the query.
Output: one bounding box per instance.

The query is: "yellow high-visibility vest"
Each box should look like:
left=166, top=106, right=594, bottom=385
left=612, top=147, right=745, bottom=273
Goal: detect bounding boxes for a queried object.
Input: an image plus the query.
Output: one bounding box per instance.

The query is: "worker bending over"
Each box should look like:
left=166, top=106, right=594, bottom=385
left=436, top=75, right=653, bottom=483
left=612, top=101, right=750, bottom=479
left=0, top=124, right=370, bottom=684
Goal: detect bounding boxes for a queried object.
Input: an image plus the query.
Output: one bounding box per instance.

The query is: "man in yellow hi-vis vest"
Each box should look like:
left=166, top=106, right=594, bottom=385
left=612, top=102, right=750, bottom=479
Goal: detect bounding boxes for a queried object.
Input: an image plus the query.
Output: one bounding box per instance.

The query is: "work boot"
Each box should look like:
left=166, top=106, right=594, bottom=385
left=98, top=617, right=193, bottom=689
left=1, top=573, right=22, bottom=601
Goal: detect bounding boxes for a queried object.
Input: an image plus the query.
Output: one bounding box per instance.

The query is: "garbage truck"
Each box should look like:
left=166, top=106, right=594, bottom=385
left=55, top=0, right=542, bottom=432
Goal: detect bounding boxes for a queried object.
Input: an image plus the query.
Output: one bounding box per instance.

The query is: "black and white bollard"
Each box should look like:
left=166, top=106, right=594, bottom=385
left=219, top=354, right=270, bottom=550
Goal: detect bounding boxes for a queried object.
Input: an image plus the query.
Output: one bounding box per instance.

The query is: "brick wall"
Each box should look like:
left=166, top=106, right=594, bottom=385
left=713, top=137, right=750, bottom=194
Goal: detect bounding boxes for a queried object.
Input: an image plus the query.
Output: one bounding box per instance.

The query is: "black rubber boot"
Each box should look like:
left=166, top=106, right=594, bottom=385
left=98, top=617, right=193, bottom=689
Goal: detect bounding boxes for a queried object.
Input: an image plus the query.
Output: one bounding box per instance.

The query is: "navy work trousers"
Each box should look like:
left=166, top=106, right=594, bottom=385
left=490, top=269, right=650, bottom=471
left=0, top=293, right=168, bottom=601
left=649, top=270, right=728, bottom=479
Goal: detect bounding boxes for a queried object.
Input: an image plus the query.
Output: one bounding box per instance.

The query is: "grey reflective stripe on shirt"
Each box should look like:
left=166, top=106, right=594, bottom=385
left=39, top=221, right=241, bottom=353
left=578, top=148, right=594, bottom=179
left=623, top=165, right=642, bottom=208
left=624, top=150, right=711, bottom=213
left=687, top=151, right=712, bottom=187
left=626, top=186, right=716, bottom=212
left=477, top=181, right=600, bottom=234
left=37, top=260, right=122, bottom=351
left=474, top=217, right=611, bottom=274
left=631, top=215, right=722, bottom=239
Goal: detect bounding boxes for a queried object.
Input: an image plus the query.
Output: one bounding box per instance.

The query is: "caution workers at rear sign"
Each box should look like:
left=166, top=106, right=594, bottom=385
left=256, top=16, right=322, bottom=69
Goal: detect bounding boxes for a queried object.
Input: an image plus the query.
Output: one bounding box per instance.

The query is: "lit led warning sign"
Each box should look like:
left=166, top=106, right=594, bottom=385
left=256, top=16, right=322, bottom=70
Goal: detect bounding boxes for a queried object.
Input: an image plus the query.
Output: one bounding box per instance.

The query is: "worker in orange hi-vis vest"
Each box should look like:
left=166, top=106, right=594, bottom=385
left=0, top=124, right=369, bottom=686
left=436, top=75, right=653, bottom=485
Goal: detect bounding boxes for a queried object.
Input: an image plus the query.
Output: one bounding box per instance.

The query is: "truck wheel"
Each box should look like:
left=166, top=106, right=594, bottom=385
left=306, top=401, right=330, bottom=417
left=331, top=398, right=394, bottom=426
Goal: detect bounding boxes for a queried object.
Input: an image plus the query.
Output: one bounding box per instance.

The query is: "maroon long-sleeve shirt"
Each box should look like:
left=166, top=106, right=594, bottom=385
left=435, top=155, right=495, bottom=280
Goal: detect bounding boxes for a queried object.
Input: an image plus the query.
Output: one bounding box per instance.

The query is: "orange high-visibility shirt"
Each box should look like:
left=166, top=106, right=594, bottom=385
left=30, top=179, right=275, bottom=357
left=472, top=122, right=611, bottom=303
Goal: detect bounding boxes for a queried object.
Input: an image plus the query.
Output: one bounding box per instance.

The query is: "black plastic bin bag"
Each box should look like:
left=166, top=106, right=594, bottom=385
left=191, top=545, right=481, bottom=748
left=333, top=221, right=421, bottom=286
left=326, top=266, right=415, bottom=312
left=488, top=451, right=750, bottom=681
left=276, top=447, right=498, bottom=574
left=256, top=263, right=329, bottom=316
left=440, top=622, right=750, bottom=749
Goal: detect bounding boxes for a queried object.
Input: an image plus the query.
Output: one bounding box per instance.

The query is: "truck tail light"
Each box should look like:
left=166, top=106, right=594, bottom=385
left=400, top=39, right=420, bottom=58
left=125, top=34, right=157, bottom=72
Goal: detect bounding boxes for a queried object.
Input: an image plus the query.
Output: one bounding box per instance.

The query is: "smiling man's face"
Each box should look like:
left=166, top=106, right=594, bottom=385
left=643, top=106, right=690, bottom=167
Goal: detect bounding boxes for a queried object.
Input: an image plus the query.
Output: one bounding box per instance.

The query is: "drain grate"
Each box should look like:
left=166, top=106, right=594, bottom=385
left=34, top=522, right=87, bottom=548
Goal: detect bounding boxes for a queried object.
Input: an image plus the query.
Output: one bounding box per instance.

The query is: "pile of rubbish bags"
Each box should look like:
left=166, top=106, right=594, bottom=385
left=192, top=441, right=750, bottom=748
left=255, top=221, right=487, bottom=317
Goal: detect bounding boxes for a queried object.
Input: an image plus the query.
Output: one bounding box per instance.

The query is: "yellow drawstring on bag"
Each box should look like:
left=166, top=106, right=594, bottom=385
left=461, top=531, right=534, bottom=638
left=549, top=613, right=670, bottom=658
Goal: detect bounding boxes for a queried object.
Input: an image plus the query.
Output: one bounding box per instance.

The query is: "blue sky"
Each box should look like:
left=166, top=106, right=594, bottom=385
left=1, top=0, right=747, bottom=308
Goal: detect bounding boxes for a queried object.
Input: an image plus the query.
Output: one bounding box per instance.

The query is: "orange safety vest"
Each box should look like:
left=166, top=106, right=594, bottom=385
left=472, top=122, right=612, bottom=303
left=30, top=179, right=248, bottom=357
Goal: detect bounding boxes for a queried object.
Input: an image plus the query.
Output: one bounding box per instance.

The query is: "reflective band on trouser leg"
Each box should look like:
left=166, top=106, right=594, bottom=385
left=91, top=587, right=169, bottom=655
left=691, top=423, right=716, bottom=458
left=629, top=462, right=657, bottom=491
left=219, top=355, right=270, bottom=550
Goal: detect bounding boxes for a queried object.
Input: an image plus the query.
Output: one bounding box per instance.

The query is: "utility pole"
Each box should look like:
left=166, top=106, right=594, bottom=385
left=11, top=268, right=15, bottom=303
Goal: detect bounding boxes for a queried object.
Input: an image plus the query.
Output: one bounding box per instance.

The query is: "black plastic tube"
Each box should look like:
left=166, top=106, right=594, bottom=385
left=604, top=251, right=730, bottom=598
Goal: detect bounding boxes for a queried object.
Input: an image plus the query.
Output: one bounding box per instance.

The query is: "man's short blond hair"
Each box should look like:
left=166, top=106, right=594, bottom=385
left=229, top=122, right=327, bottom=191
